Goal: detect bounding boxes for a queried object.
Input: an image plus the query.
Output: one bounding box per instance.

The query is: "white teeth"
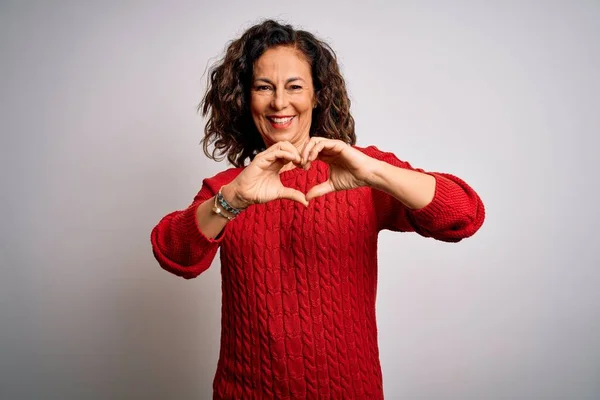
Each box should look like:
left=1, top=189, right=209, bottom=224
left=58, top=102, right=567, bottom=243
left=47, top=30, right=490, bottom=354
left=270, top=116, right=294, bottom=124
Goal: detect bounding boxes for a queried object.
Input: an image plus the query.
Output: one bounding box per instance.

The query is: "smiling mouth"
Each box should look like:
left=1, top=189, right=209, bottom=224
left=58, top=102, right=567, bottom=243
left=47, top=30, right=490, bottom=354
left=267, top=115, right=295, bottom=128
left=267, top=116, right=295, bottom=124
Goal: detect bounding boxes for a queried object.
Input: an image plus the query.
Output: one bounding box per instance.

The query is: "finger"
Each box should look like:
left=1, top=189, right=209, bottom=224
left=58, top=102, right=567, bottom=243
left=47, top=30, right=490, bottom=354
left=266, top=141, right=285, bottom=151
left=310, top=140, right=348, bottom=163
left=279, top=187, right=309, bottom=207
left=308, top=140, right=328, bottom=162
left=267, top=141, right=300, bottom=158
left=305, top=180, right=335, bottom=201
left=268, top=142, right=303, bottom=167
left=278, top=140, right=300, bottom=154
left=300, top=140, right=311, bottom=162
left=261, top=149, right=302, bottom=165
left=300, top=139, right=313, bottom=163
left=301, top=137, right=322, bottom=164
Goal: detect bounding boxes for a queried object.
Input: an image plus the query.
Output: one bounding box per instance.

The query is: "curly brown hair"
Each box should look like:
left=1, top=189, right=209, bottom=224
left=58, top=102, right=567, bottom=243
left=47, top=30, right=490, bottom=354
left=199, top=19, right=356, bottom=167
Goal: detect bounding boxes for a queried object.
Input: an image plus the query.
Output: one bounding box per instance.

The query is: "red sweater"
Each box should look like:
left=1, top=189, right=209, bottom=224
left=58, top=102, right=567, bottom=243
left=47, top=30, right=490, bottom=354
left=151, top=145, right=485, bottom=399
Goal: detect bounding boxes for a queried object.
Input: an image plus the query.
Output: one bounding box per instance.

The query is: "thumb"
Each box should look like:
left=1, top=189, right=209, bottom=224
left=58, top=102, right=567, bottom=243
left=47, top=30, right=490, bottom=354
left=279, top=187, right=309, bottom=207
left=305, top=180, right=335, bottom=201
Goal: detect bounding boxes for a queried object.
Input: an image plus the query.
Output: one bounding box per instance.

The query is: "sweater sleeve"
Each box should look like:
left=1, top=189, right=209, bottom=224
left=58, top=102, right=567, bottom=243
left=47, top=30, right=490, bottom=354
left=358, top=145, right=485, bottom=242
left=150, top=168, right=241, bottom=279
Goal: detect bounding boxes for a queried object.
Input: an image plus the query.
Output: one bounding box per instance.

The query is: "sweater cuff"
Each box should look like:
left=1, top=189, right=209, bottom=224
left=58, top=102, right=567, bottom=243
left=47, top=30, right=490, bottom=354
left=180, top=202, right=227, bottom=245
left=408, top=173, right=454, bottom=223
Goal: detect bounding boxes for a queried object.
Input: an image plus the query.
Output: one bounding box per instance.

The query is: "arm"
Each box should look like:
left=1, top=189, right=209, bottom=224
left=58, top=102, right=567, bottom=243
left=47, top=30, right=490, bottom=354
left=301, top=140, right=485, bottom=242
left=192, top=182, right=251, bottom=239
left=360, top=145, right=485, bottom=242
left=151, top=141, right=309, bottom=279
left=368, top=159, right=436, bottom=210
left=150, top=168, right=241, bottom=279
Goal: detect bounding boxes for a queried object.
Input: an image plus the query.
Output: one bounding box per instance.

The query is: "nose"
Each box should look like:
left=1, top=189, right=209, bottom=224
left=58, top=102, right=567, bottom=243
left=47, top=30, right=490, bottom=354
left=270, top=87, right=288, bottom=111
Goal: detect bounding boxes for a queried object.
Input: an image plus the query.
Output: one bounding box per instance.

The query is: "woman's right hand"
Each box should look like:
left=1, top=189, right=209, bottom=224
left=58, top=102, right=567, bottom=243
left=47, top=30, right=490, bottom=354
left=221, top=141, right=309, bottom=208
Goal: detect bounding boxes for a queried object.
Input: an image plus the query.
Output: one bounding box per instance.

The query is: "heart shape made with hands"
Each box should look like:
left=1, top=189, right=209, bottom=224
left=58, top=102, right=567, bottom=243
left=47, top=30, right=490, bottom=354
left=226, top=138, right=378, bottom=209
left=276, top=138, right=376, bottom=204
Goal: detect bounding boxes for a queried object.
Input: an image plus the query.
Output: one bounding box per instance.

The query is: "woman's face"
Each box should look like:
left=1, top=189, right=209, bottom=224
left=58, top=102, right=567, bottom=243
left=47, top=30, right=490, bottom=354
left=250, top=46, right=316, bottom=150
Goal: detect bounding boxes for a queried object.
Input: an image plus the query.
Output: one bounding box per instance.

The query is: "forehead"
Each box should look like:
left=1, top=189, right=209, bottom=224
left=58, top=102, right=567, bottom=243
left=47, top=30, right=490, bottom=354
left=253, top=46, right=312, bottom=79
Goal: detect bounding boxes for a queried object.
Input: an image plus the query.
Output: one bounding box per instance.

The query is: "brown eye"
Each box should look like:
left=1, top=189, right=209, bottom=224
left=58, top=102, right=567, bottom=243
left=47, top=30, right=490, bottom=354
left=256, top=85, right=272, bottom=91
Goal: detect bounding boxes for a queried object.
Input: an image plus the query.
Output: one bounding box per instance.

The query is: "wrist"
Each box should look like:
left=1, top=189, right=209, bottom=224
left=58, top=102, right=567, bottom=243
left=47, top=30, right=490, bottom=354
left=220, top=183, right=250, bottom=210
left=363, top=159, right=389, bottom=190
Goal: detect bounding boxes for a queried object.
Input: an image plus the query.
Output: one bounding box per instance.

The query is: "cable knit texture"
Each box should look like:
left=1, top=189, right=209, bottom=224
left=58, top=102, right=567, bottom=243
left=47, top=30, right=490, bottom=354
left=151, top=145, right=485, bottom=399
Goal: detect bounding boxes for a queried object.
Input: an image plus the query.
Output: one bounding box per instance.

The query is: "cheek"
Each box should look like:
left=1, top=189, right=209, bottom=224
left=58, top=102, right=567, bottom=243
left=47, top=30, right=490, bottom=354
left=299, top=101, right=314, bottom=119
left=249, top=97, right=259, bottom=116
left=299, top=94, right=314, bottom=116
left=250, top=95, right=266, bottom=116
left=249, top=97, right=268, bottom=133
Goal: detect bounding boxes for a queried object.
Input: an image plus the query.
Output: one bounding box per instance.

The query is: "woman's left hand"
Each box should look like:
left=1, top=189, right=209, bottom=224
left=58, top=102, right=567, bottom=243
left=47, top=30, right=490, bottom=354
left=301, top=137, right=379, bottom=201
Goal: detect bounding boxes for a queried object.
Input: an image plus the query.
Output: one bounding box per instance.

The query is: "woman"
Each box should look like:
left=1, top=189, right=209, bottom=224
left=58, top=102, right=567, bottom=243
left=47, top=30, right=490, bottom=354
left=151, top=20, right=485, bottom=399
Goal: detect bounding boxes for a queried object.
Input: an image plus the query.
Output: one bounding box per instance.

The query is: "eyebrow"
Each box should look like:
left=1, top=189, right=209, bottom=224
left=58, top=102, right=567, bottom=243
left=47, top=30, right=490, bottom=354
left=254, top=77, right=306, bottom=84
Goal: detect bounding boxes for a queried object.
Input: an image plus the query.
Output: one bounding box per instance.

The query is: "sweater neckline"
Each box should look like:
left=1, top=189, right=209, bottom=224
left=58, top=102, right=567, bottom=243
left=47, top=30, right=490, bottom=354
left=279, top=166, right=305, bottom=175
left=279, top=160, right=325, bottom=178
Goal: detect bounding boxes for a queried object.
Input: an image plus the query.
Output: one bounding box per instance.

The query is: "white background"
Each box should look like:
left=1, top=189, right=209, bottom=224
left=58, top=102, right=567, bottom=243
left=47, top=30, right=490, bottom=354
left=1, top=1, right=598, bottom=398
